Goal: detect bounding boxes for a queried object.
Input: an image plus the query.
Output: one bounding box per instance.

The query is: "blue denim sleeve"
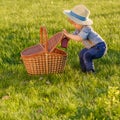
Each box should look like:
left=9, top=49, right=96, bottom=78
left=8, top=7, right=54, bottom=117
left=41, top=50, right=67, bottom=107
left=78, top=26, right=91, bottom=40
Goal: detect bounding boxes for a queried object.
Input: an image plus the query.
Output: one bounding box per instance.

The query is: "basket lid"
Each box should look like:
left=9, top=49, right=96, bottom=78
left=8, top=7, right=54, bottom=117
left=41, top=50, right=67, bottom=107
left=46, top=32, right=64, bottom=52
left=21, top=28, right=64, bottom=57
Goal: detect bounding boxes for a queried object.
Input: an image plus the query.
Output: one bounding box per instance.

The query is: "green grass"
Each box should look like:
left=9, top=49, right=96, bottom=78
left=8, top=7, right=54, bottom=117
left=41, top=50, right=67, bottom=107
left=0, top=0, right=120, bottom=120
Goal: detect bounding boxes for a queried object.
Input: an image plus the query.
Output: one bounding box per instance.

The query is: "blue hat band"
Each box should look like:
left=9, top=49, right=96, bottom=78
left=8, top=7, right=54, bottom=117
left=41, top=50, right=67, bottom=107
left=70, top=11, right=87, bottom=21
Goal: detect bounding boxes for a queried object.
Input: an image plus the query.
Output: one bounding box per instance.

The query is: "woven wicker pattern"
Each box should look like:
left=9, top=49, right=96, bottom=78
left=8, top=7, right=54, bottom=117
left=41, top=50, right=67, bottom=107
left=21, top=26, right=67, bottom=75
left=22, top=48, right=67, bottom=74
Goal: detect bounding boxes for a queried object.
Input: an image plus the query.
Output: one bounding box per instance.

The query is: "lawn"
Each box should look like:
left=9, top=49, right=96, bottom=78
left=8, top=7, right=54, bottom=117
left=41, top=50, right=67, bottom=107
left=0, top=0, right=120, bottom=120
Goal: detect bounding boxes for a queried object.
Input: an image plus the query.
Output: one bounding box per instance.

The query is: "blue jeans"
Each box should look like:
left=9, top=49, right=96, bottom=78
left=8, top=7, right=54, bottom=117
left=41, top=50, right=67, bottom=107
left=78, top=42, right=107, bottom=72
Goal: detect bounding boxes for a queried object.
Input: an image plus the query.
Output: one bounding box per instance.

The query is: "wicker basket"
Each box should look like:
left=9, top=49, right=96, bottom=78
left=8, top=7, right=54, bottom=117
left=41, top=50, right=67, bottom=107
left=21, top=26, right=67, bottom=75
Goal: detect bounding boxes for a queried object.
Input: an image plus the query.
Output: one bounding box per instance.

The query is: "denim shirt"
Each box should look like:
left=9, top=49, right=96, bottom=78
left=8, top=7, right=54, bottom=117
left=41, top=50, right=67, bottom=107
left=73, top=26, right=104, bottom=48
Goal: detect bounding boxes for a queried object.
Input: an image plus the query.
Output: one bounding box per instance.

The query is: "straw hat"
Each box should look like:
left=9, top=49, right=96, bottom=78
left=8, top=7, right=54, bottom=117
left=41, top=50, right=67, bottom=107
left=63, top=4, right=93, bottom=25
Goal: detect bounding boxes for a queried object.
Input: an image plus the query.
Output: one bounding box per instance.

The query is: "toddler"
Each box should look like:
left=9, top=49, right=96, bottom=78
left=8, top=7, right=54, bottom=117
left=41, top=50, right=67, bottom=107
left=63, top=4, right=107, bottom=73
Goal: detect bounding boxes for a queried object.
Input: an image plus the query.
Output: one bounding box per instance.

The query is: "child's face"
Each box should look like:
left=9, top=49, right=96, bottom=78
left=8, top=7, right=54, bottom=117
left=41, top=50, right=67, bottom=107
left=68, top=18, right=83, bottom=30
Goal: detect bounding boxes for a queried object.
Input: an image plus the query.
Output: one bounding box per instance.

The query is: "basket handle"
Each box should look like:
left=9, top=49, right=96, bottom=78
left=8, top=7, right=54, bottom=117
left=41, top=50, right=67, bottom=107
left=40, top=26, right=48, bottom=52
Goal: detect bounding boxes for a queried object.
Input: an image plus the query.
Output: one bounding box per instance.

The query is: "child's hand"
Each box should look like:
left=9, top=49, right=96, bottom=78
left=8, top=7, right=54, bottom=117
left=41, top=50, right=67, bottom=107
left=63, top=29, right=69, bottom=37
left=63, top=29, right=82, bottom=42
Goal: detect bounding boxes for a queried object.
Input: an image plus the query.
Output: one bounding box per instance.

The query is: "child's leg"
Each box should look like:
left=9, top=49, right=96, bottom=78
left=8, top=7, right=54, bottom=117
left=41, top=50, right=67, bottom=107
left=83, top=42, right=106, bottom=72
left=83, top=50, right=95, bottom=72
left=78, top=48, right=88, bottom=72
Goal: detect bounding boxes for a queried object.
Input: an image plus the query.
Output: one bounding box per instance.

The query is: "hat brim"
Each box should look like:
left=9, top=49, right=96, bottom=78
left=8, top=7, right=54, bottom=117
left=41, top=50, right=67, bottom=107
left=63, top=10, right=93, bottom=25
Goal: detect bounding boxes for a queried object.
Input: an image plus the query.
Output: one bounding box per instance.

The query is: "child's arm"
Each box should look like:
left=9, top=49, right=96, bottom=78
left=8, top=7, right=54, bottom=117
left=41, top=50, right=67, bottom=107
left=63, top=29, right=82, bottom=42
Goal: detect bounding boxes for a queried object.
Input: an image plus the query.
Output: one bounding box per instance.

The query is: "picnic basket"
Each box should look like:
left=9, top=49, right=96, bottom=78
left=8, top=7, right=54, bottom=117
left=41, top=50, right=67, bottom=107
left=21, top=26, right=67, bottom=75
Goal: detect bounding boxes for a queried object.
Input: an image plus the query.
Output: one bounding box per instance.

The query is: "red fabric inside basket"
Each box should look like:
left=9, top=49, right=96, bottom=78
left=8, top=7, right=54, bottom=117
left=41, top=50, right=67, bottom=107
left=21, top=44, right=45, bottom=56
